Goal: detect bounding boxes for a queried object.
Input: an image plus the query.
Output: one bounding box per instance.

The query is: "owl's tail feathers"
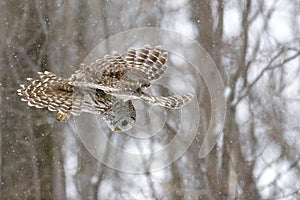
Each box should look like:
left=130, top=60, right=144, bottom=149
left=17, top=71, right=75, bottom=115
left=139, top=93, right=194, bottom=109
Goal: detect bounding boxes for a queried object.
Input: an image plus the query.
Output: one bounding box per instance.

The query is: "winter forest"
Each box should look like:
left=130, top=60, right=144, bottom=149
left=1, top=0, right=300, bottom=199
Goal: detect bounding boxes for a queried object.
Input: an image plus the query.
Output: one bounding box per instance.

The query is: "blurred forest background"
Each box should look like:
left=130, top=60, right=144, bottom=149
left=1, top=0, right=300, bottom=199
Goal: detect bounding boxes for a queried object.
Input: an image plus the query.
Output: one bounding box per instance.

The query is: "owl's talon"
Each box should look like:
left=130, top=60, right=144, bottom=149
left=56, top=112, right=70, bottom=121
left=114, top=128, right=122, bottom=133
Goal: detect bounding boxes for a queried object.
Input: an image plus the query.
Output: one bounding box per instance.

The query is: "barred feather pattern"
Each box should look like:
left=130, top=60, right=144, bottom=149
left=72, top=46, right=168, bottom=93
left=138, top=93, right=194, bottom=109
left=17, top=45, right=193, bottom=132
left=17, top=71, right=112, bottom=117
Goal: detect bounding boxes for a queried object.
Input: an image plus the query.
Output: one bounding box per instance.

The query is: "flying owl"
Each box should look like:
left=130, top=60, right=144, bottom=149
left=17, top=46, right=193, bottom=132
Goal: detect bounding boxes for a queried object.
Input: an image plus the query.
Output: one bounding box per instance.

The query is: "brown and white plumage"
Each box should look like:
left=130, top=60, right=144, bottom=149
left=17, top=46, right=193, bottom=132
left=17, top=71, right=115, bottom=118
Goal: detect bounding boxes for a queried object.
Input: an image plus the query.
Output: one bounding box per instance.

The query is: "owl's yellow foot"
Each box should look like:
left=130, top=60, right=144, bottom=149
left=56, top=112, right=71, bottom=121
left=114, top=128, right=122, bottom=133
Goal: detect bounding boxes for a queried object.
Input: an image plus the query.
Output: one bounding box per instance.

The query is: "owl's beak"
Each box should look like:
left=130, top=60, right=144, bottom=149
left=114, top=128, right=121, bottom=133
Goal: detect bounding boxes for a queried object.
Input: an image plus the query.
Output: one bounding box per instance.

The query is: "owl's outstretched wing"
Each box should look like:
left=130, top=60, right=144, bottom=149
left=72, top=46, right=168, bottom=93
left=17, top=71, right=74, bottom=113
left=17, top=71, right=111, bottom=120
left=123, top=45, right=168, bottom=81
left=112, top=92, right=193, bottom=109
left=138, top=93, right=193, bottom=109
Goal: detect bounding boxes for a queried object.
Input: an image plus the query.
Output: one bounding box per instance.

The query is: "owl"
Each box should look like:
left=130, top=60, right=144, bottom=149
left=17, top=46, right=193, bottom=132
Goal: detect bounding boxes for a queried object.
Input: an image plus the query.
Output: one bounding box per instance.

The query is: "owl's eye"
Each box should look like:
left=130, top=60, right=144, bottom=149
left=121, top=120, right=128, bottom=127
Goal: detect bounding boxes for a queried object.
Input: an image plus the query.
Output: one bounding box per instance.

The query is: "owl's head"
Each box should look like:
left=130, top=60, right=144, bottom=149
left=104, top=99, right=136, bottom=133
left=113, top=116, right=136, bottom=132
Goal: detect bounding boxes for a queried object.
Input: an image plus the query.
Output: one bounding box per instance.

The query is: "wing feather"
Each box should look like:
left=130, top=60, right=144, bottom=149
left=138, top=93, right=193, bottom=109
left=124, top=46, right=168, bottom=81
